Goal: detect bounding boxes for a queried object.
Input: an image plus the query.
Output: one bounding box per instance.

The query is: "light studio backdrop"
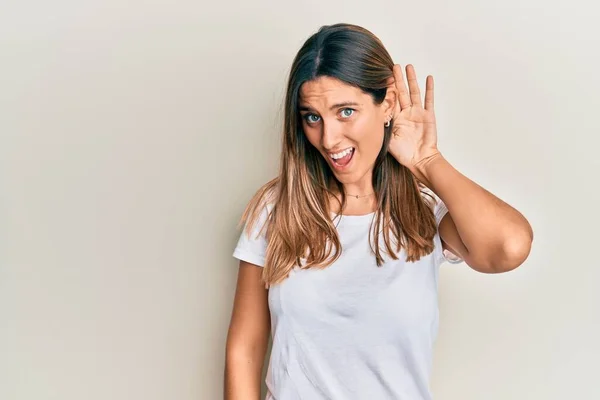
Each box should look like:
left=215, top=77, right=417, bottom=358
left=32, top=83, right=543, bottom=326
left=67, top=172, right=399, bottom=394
left=1, top=0, right=598, bottom=399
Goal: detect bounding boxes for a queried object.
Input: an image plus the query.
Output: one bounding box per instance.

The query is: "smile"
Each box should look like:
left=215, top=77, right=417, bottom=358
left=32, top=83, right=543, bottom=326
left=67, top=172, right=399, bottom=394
left=329, top=147, right=355, bottom=170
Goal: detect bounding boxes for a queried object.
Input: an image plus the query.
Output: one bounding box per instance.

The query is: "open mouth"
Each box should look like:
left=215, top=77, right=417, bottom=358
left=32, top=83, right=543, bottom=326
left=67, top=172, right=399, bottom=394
left=330, top=147, right=355, bottom=168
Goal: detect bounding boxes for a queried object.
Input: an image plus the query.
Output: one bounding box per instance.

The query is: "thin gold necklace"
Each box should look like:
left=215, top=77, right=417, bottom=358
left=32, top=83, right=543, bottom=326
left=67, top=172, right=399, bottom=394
left=345, top=192, right=375, bottom=199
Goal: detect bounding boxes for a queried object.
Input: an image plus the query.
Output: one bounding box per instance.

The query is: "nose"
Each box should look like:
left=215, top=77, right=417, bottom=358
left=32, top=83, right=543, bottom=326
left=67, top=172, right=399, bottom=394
left=321, top=119, right=343, bottom=151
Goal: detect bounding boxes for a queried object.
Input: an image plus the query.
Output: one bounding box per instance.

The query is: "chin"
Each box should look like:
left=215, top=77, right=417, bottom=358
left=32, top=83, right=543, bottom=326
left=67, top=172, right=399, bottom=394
left=333, top=168, right=363, bottom=184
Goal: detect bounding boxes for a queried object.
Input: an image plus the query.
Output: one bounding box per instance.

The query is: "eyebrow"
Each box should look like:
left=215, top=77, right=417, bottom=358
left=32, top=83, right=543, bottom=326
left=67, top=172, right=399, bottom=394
left=298, top=101, right=361, bottom=112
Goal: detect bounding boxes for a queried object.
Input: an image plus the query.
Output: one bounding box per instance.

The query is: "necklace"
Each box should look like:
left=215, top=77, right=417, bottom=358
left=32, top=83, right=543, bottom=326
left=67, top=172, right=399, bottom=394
left=345, top=192, right=375, bottom=199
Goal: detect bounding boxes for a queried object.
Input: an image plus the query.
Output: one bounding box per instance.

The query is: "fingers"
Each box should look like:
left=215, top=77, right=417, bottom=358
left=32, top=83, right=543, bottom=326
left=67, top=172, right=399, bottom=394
left=424, top=75, right=434, bottom=111
left=393, top=64, right=433, bottom=111
left=393, top=65, right=412, bottom=110
left=405, top=64, right=422, bottom=107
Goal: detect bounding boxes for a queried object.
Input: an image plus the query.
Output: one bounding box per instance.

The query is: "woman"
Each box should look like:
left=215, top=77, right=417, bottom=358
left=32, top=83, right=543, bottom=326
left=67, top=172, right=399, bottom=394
left=225, top=23, right=533, bottom=400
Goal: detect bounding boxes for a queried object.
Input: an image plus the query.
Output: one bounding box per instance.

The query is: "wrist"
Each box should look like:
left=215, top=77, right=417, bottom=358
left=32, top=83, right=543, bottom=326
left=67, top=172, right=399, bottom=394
left=412, top=151, right=444, bottom=185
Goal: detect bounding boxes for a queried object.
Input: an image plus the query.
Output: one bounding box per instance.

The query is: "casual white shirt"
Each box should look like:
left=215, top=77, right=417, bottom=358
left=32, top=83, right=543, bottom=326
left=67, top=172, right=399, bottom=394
left=233, top=192, right=463, bottom=400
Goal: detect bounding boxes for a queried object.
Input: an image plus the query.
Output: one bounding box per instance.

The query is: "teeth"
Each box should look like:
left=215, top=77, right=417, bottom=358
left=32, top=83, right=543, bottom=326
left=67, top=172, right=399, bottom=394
left=330, top=148, right=353, bottom=160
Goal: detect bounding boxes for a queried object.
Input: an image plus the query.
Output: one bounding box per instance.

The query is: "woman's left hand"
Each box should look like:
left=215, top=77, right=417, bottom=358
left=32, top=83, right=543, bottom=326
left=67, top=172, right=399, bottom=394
left=387, top=64, right=442, bottom=183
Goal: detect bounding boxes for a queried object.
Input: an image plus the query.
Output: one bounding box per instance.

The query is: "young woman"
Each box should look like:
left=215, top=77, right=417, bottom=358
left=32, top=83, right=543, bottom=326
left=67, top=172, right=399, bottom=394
left=225, top=23, right=533, bottom=400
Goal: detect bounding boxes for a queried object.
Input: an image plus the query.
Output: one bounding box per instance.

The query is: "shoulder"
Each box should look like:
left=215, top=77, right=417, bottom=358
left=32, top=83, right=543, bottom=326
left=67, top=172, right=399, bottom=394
left=233, top=179, right=279, bottom=268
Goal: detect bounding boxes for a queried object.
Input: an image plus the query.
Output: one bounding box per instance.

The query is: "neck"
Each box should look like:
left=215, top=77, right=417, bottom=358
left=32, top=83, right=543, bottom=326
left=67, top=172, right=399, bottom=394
left=328, top=174, right=377, bottom=215
left=341, top=180, right=374, bottom=198
left=329, top=191, right=377, bottom=216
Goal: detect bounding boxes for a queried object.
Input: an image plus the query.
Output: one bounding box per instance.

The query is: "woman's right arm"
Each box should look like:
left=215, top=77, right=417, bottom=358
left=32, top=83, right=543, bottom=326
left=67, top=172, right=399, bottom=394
left=224, top=261, right=271, bottom=400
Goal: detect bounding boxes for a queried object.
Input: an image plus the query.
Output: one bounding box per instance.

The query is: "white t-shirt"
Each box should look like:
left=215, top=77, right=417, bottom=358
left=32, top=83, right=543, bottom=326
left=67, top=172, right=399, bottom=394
left=233, top=194, right=463, bottom=400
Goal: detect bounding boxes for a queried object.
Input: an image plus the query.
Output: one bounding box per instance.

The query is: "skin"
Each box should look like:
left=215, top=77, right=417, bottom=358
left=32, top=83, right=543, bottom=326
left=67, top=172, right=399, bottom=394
left=225, top=64, right=534, bottom=399
left=298, top=64, right=533, bottom=273
left=299, top=76, right=395, bottom=203
left=388, top=64, right=532, bottom=273
left=299, top=76, right=395, bottom=215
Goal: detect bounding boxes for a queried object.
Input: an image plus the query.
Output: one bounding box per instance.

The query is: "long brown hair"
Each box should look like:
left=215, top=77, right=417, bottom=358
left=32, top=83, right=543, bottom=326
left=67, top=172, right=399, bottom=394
left=239, top=23, right=438, bottom=288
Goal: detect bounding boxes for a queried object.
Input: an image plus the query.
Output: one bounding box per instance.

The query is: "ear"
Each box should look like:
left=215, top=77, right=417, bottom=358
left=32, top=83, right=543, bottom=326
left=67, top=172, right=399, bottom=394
left=382, top=85, right=397, bottom=117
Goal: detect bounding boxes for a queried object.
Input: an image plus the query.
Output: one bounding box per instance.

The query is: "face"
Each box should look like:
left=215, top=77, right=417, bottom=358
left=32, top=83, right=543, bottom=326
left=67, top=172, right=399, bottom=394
left=298, top=76, right=394, bottom=188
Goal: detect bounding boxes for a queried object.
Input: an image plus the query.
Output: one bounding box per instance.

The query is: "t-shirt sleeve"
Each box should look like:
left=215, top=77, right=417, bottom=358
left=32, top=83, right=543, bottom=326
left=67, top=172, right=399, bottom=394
left=232, top=204, right=271, bottom=268
left=432, top=195, right=464, bottom=265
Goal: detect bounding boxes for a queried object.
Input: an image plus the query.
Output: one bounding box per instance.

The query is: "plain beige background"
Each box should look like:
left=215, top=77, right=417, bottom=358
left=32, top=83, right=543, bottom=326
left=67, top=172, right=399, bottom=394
left=1, top=0, right=599, bottom=399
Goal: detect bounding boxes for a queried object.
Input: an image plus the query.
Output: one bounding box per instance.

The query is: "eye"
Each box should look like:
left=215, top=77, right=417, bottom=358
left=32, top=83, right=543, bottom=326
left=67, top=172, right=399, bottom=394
left=340, top=108, right=355, bottom=118
left=304, top=114, right=321, bottom=124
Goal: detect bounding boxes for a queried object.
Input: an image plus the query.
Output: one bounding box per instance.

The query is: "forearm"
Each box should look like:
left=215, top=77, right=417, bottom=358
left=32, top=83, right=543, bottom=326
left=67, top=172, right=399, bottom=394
left=224, top=348, right=265, bottom=400
left=415, top=153, right=533, bottom=269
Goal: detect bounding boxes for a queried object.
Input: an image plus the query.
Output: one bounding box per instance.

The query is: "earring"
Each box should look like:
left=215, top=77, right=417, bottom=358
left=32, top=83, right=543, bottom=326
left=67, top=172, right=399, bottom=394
left=384, top=117, right=391, bottom=128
